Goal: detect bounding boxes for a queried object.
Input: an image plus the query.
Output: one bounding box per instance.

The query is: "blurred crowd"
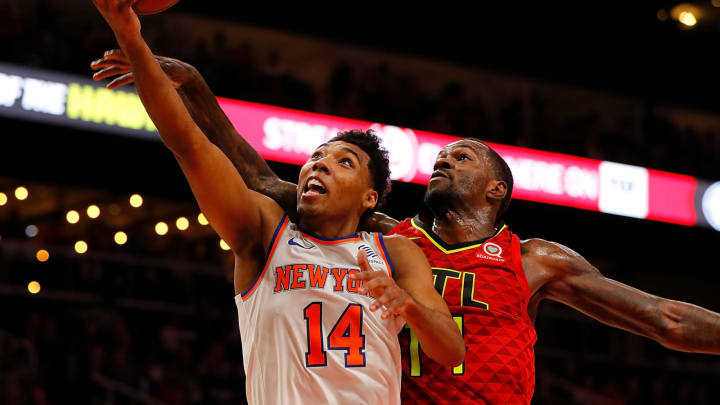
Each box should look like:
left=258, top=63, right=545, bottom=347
left=2, top=1, right=720, bottom=180
left=0, top=251, right=718, bottom=404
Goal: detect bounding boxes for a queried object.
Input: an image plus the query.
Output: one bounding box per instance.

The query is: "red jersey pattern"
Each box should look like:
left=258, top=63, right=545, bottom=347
left=389, top=216, right=536, bottom=405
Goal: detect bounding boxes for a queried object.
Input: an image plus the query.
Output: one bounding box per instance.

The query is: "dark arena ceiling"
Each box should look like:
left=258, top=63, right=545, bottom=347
left=172, top=1, right=720, bottom=112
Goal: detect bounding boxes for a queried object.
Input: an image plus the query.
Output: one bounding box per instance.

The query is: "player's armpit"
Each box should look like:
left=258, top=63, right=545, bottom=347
left=383, top=235, right=466, bottom=366
left=175, top=140, right=285, bottom=253
left=526, top=238, right=720, bottom=354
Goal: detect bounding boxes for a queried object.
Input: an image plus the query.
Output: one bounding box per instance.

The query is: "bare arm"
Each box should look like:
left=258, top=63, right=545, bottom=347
left=352, top=236, right=465, bottom=366
left=91, top=0, right=281, bottom=254
left=91, top=51, right=402, bottom=232
left=524, top=238, right=720, bottom=354
left=91, top=49, right=298, bottom=217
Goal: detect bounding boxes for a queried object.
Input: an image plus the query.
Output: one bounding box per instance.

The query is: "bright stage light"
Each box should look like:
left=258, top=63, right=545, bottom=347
left=66, top=210, right=80, bottom=224
left=114, top=231, right=128, bottom=245
left=36, top=249, right=50, bottom=262
left=176, top=217, right=189, bottom=231
left=0, top=192, right=7, bottom=206
left=130, top=194, right=143, bottom=208
left=678, top=11, right=697, bottom=26
left=74, top=240, right=88, bottom=254
left=87, top=205, right=101, bottom=219
left=198, top=213, right=209, bottom=226
left=15, top=186, right=28, bottom=200
left=28, top=281, right=41, bottom=294
left=155, top=222, right=169, bottom=235
left=219, top=239, right=231, bottom=251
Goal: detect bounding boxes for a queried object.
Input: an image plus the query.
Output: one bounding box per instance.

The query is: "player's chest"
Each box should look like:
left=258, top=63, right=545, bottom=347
left=419, top=243, right=528, bottom=318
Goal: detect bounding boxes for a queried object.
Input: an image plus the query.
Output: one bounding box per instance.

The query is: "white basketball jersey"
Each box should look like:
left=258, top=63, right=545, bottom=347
left=235, top=215, right=405, bottom=405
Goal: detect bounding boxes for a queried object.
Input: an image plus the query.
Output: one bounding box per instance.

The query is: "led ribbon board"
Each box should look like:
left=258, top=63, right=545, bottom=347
left=0, top=62, right=716, bottom=229
left=0, top=62, right=156, bottom=139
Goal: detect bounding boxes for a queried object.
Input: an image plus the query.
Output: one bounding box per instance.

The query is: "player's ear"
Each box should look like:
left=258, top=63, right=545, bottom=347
left=362, top=189, right=379, bottom=212
left=487, top=180, right=507, bottom=202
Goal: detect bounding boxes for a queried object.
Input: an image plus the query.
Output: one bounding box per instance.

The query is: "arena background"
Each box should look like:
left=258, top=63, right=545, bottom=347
left=1, top=1, right=720, bottom=404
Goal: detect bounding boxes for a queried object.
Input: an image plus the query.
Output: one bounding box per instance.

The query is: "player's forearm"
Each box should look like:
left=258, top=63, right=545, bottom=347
left=177, top=74, right=299, bottom=216
left=114, top=32, right=199, bottom=156
left=403, top=303, right=465, bottom=366
left=658, top=299, right=720, bottom=354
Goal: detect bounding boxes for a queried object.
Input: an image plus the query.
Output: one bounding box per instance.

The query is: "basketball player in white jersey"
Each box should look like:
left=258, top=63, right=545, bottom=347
left=91, top=1, right=465, bottom=404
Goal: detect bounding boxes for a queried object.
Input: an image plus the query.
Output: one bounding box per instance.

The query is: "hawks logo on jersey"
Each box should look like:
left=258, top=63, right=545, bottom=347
left=389, top=215, right=537, bottom=405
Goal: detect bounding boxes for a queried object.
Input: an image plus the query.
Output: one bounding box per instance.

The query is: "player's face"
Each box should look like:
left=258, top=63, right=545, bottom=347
left=424, top=139, right=495, bottom=209
left=296, top=141, right=378, bottom=224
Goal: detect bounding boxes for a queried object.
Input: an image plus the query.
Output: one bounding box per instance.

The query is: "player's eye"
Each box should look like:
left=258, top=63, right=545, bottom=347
left=340, top=157, right=354, bottom=167
left=311, top=151, right=323, bottom=160
left=458, top=153, right=471, bottom=161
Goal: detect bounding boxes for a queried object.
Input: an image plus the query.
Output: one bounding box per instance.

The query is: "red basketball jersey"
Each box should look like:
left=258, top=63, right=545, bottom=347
left=389, top=216, right=536, bottom=405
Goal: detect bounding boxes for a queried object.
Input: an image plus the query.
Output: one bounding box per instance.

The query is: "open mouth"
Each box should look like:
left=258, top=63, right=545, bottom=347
left=302, top=178, right=327, bottom=196
left=430, top=170, right=449, bottom=179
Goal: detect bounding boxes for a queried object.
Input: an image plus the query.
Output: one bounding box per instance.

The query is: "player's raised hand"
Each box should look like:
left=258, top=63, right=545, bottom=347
left=90, top=0, right=141, bottom=38
left=91, top=49, right=196, bottom=90
left=352, top=250, right=417, bottom=320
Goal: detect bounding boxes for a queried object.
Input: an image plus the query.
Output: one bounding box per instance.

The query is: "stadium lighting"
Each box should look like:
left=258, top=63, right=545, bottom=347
left=678, top=11, right=697, bottom=26
left=25, top=225, right=39, bottom=238
left=27, top=281, right=41, bottom=294
left=219, top=239, right=231, bottom=251
left=0, top=192, right=7, bottom=206
left=176, top=217, right=189, bottom=231
left=15, top=186, right=28, bottom=200
left=155, top=222, right=169, bottom=235
left=74, top=240, right=88, bottom=254
left=198, top=213, right=209, bottom=226
left=129, top=194, right=143, bottom=208
left=671, top=4, right=701, bottom=28
left=36, top=249, right=50, bottom=262
left=703, top=182, right=720, bottom=231
left=66, top=210, right=80, bottom=224
left=87, top=205, right=101, bottom=219
left=114, top=231, right=128, bottom=245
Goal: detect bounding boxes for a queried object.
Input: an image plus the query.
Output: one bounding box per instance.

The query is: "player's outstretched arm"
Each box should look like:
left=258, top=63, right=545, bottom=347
left=351, top=236, right=465, bottom=366
left=90, top=0, right=282, bottom=254
left=524, top=238, right=720, bottom=354
left=91, top=49, right=299, bottom=218
left=90, top=50, right=400, bottom=233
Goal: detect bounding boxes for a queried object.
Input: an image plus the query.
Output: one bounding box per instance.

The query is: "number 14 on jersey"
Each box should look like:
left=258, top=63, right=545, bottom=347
left=304, top=302, right=366, bottom=367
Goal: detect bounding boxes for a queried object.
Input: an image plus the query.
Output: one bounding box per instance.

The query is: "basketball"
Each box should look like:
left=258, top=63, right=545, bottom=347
left=132, top=0, right=181, bottom=15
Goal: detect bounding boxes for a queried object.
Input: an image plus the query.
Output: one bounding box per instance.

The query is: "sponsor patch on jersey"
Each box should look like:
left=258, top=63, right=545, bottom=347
left=288, top=237, right=315, bottom=250
left=357, top=245, right=385, bottom=268
left=477, top=242, right=504, bottom=261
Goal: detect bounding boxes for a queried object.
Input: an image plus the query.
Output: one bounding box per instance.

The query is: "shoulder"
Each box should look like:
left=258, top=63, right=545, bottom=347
left=520, top=238, right=599, bottom=279
left=381, top=234, right=430, bottom=277
left=382, top=233, right=420, bottom=252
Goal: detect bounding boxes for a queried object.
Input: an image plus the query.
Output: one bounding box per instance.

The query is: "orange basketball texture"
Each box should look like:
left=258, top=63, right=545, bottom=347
left=132, top=0, right=181, bottom=15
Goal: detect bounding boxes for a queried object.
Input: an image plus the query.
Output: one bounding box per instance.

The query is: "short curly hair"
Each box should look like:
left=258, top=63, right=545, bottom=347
left=328, top=129, right=391, bottom=224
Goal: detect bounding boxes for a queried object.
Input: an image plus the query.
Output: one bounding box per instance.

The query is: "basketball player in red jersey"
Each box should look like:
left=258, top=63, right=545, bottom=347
left=92, top=52, right=720, bottom=405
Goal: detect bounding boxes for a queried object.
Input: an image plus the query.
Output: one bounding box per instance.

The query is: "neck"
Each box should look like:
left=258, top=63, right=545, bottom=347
left=298, top=214, right=360, bottom=239
left=430, top=205, right=498, bottom=244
